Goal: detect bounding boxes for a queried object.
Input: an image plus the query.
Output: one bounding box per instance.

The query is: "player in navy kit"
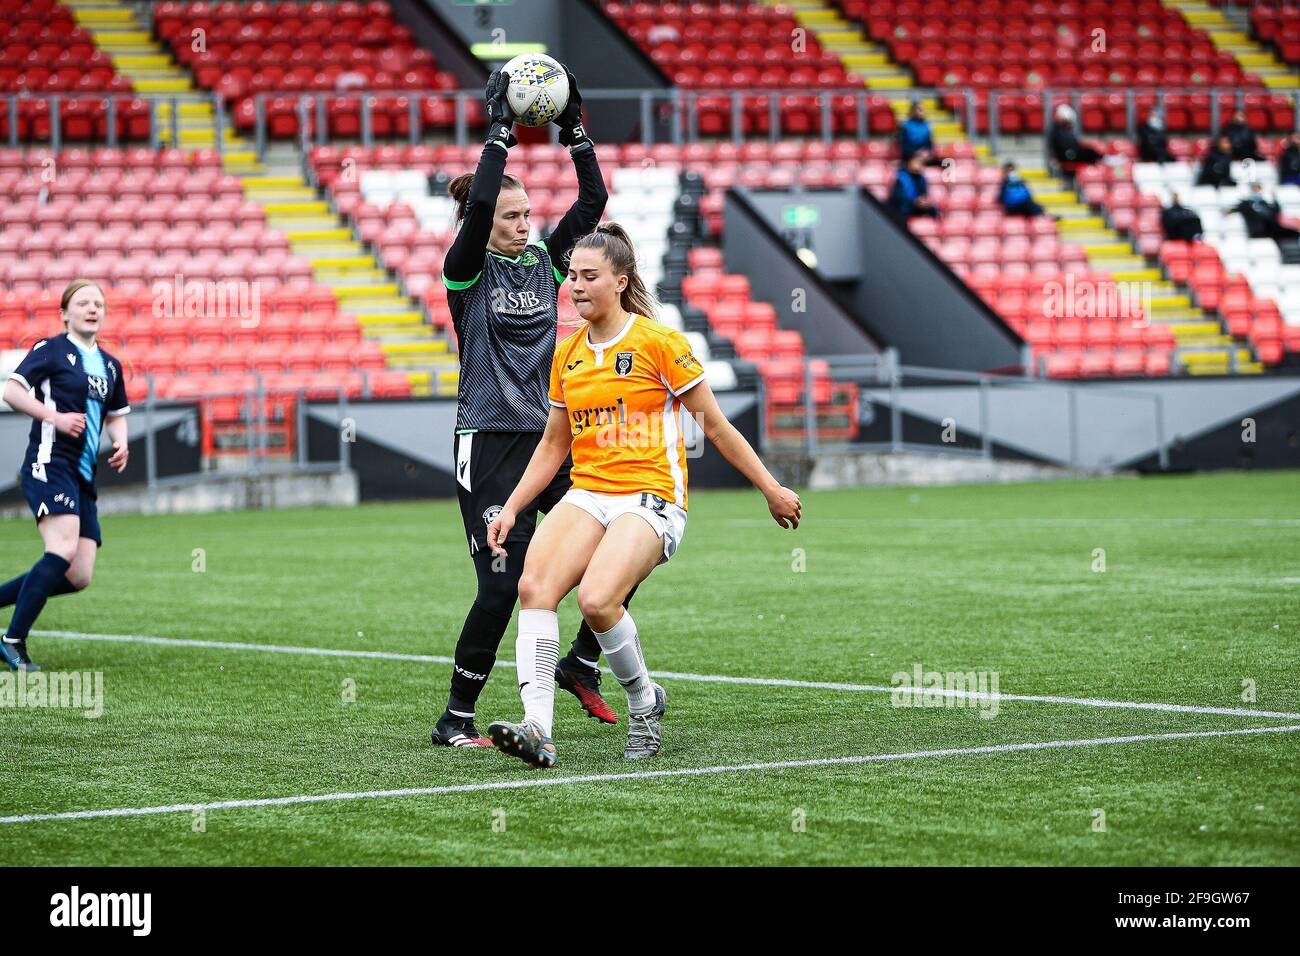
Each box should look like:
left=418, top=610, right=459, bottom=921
left=1, top=280, right=130, bottom=671
left=430, top=68, right=630, bottom=747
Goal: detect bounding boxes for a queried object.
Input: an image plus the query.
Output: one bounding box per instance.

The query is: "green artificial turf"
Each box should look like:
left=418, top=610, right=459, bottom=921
left=1, top=471, right=1297, bottom=865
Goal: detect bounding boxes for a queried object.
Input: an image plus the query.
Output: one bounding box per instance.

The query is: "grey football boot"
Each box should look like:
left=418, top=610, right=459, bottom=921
left=625, top=683, right=666, bottom=759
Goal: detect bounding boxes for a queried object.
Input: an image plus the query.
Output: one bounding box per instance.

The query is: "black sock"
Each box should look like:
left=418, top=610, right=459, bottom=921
left=0, top=571, right=76, bottom=609
left=445, top=546, right=525, bottom=717
left=446, top=600, right=512, bottom=717
left=564, top=582, right=640, bottom=672
left=4, top=553, right=71, bottom=642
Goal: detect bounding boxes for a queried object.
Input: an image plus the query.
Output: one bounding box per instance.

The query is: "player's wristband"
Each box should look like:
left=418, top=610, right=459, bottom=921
left=486, top=121, right=517, bottom=149
left=559, top=121, right=589, bottom=149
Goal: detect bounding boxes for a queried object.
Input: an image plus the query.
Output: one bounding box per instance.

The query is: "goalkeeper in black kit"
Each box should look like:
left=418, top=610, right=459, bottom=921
left=432, top=68, right=634, bottom=747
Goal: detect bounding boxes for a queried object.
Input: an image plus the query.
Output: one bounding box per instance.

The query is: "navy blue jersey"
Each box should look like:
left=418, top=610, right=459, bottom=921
left=10, top=332, right=130, bottom=483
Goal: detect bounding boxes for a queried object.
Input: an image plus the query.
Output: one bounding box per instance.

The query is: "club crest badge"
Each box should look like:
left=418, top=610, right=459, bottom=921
left=615, top=351, right=634, bottom=376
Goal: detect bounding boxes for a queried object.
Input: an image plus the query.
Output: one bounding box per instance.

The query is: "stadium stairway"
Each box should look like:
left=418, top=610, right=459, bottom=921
left=774, top=0, right=1266, bottom=376
left=68, top=0, right=456, bottom=398
left=760, top=0, right=990, bottom=162
left=60, top=0, right=260, bottom=171
left=248, top=145, right=457, bottom=398
left=1165, top=0, right=1300, bottom=92
left=1016, top=163, right=1263, bottom=376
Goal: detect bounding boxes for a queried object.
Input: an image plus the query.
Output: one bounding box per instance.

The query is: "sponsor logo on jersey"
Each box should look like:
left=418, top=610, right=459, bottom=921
left=67, top=353, right=77, bottom=366
left=570, top=402, right=621, bottom=435
left=493, top=289, right=543, bottom=316
left=615, top=351, right=634, bottom=376
left=87, top=375, right=109, bottom=401
left=566, top=359, right=584, bottom=370
left=674, top=350, right=701, bottom=372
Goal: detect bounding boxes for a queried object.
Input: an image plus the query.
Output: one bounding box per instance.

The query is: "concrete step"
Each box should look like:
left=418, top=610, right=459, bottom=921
left=1081, top=241, right=1137, bottom=257
left=132, top=78, right=197, bottom=94
left=334, top=284, right=402, bottom=300
left=864, top=76, right=913, bottom=89
left=1111, top=268, right=1164, bottom=283
left=305, top=255, right=377, bottom=270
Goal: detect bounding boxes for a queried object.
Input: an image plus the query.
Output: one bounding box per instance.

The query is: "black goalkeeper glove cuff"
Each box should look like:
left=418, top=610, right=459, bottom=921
left=486, top=122, right=517, bottom=149
left=556, top=68, right=588, bottom=148
left=484, top=69, right=518, bottom=149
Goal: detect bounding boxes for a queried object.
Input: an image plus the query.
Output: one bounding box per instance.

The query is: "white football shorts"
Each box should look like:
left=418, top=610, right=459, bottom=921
left=560, top=488, right=688, bottom=564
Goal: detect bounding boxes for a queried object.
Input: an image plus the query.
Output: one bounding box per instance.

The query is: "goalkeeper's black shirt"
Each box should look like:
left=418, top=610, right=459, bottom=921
left=441, top=140, right=607, bottom=432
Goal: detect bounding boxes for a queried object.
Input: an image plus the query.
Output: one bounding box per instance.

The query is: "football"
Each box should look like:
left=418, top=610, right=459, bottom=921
left=502, top=52, right=570, bottom=127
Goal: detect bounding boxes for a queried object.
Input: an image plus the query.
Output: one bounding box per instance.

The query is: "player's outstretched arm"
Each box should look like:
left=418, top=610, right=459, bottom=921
left=544, top=71, right=606, bottom=279
left=442, top=72, right=516, bottom=285
left=487, top=406, right=574, bottom=554
left=679, top=379, right=802, bottom=530
left=544, top=142, right=608, bottom=278
left=2, top=379, right=84, bottom=437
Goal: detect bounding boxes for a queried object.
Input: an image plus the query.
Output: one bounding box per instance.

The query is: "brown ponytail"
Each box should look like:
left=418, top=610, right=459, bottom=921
left=448, top=171, right=525, bottom=224
left=571, top=221, right=659, bottom=320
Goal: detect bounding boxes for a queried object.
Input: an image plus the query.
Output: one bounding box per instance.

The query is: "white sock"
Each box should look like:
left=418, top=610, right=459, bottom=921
left=592, top=609, right=655, bottom=714
left=517, top=608, right=559, bottom=738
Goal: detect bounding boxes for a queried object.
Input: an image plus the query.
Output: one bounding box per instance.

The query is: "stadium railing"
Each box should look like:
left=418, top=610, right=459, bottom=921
left=981, top=86, right=1300, bottom=156
left=10, top=87, right=1299, bottom=158
left=2, top=92, right=229, bottom=154
left=132, top=372, right=356, bottom=492
left=788, top=351, right=1171, bottom=471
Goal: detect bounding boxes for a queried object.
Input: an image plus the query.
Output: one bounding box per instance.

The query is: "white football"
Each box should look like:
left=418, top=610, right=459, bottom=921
left=502, top=53, right=570, bottom=127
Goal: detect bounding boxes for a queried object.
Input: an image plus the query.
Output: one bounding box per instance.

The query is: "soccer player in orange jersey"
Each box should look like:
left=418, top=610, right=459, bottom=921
left=484, top=223, right=802, bottom=767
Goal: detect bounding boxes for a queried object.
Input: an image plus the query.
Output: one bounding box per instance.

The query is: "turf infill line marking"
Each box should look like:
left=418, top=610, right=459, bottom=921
left=34, top=629, right=1300, bottom=722
left=3, top=724, right=1298, bottom=826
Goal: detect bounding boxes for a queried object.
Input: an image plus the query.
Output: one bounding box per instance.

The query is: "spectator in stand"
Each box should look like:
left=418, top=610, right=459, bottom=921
left=1226, top=182, right=1300, bottom=244
left=1161, top=192, right=1203, bottom=242
left=1277, top=132, right=1300, bottom=186
left=1048, top=104, right=1102, bottom=181
left=898, top=101, right=933, bottom=162
left=999, top=162, right=1044, bottom=216
left=1137, top=109, right=1172, bottom=163
left=1221, top=109, right=1262, bottom=162
left=1197, top=136, right=1236, bottom=187
left=646, top=23, right=680, bottom=44
left=888, top=153, right=937, bottom=222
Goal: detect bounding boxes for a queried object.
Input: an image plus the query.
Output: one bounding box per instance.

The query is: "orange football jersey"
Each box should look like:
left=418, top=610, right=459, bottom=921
left=548, top=314, right=705, bottom=508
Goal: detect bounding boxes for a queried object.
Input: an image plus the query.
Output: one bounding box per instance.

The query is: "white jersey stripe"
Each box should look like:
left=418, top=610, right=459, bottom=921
left=659, top=380, right=685, bottom=508
left=36, top=380, right=55, bottom=467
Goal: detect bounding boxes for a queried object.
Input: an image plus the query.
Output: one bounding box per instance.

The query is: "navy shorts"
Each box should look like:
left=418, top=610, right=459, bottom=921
left=21, top=462, right=101, bottom=547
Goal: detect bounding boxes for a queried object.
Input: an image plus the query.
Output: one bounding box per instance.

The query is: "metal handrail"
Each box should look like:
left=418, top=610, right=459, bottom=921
left=8, top=86, right=1298, bottom=159
left=806, top=351, right=1169, bottom=470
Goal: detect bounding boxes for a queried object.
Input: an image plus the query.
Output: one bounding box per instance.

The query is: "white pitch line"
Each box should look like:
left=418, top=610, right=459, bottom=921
left=33, top=629, right=1300, bottom=722
left=3, top=724, right=1297, bottom=826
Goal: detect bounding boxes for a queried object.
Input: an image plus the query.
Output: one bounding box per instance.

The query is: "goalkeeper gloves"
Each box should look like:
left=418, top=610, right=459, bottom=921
left=555, top=68, right=589, bottom=148
left=484, top=69, right=517, bottom=149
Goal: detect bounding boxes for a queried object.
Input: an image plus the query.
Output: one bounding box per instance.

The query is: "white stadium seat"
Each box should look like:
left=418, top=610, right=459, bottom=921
left=702, top=359, right=736, bottom=391
left=685, top=330, right=711, bottom=362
